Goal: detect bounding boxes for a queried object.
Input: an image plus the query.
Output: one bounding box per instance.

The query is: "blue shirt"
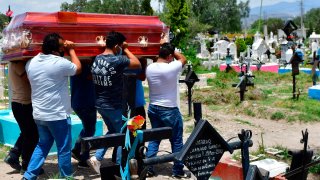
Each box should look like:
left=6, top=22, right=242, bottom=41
left=317, top=48, right=320, bottom=60
left=295, top=48, right=304, bottom=61
left=91, top=54, right=130, bottom=109
left=70, top=63, right=95, bottom=109
left=135, top=80, right=146, bottom=107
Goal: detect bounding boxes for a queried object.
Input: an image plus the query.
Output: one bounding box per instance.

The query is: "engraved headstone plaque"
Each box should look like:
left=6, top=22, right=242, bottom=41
left=177, top=120, right=232, bottom=180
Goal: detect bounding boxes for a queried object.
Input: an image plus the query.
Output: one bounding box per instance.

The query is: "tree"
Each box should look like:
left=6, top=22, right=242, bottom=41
left=141, top=0, right=154, bottom=15
left=250, top=18, right=284, bottom=35
left=186, top=17, right=211, bottom=40
left=190, top=0, right=246, bottom=33
left=163, top=0, right=189, bottom=47
left=84, top=0, right=102, bottom=13
left=0, top=13, right=9, bottom=32
left=294, top=8, right=320, bottom=37
left=60, top=0, right=154, bottom=15
left=60, top=0, right=87, bottom=12
left=235, top=38, right=246, bottom=56
left=239, top=0, right=250, bottom=19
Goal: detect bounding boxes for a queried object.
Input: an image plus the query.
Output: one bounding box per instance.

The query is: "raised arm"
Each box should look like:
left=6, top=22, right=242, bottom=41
left=123, top=42, right=141, bottom=69
left=173, top=51, right=187, bottom=66
left=64, top=40, right=82, bottom=75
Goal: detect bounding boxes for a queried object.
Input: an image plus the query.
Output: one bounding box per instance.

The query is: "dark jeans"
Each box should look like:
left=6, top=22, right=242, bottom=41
left=72, top=107, right=97, bottom=162
left=146, top=104, right=184, bottom=175
left=11, top=102, right=39, bottom=169
left=95, top=108, right=123, bottom=163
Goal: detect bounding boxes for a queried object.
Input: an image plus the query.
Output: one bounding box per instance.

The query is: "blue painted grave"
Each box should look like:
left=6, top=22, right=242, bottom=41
left=308, top=85, right=320, bottom=100
left=0, top=109, right=103, bottom=154
left=278, top=67, right=320, bottom=75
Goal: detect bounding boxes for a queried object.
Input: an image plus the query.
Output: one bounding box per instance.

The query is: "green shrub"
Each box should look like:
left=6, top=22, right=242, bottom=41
left=271, top=112, right=285, bottom=120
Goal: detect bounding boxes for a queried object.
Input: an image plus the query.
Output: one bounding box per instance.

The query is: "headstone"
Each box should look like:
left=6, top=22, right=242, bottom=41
left=212, top=40, right=229, bottom=60
left=228, top=42, right=237, bottom=61
left=177, top=120, right=232, bottom=180
left=252, top=38, right=268, bottom=62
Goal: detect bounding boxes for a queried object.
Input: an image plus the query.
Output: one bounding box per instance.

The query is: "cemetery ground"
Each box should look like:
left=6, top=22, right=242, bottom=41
left=1, top=66, right=320, bottom=179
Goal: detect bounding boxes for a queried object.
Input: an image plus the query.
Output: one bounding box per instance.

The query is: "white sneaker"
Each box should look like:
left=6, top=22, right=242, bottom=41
left=87, top=156, right=101, bottom=174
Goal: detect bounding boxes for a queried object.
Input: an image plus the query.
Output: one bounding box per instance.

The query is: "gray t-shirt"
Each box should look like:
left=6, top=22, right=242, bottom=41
left=26, top=53, right=77, bottom=121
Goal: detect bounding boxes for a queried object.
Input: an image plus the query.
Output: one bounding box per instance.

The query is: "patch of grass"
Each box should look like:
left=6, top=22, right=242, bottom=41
left=287, top=115, right=298, bottom=122
left=297, top=113, right=320, bottom=122
left=191, top=66, right=320, bottom=122
left=244, top=109, right=256, bottom=117
left=208, top=105, right=224, bottom=111
left=310, top=154, right=320, bottom=174
left=231, top=150, right=241, bottom=161
left=256, top=107, right=268, bottom=119
left=272, top=145, right=291, bottom=161
left=185, top=125, right=194, bottom=133
left=271, top=112, right=286, bottom=120
left=0, top=144, right=10, bottom=159
left=262, top=89, right=272, bottom=95
left=48, top=173, right=75, bottom=180
left=182, top=114, right=192, bottom=122
left=234, top=119, right=254, bottom=126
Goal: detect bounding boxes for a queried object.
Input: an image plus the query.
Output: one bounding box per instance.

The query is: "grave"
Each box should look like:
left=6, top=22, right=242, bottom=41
left=308, top=85, right=320, bottom=100
left=196, top=34, right=210, bottom=59
left=309, top=32, right=320, bottom=59
left=278, top=66, right=320, bottom=75
left=251, top=32, right=269, bottom=63
left=177, top=120, right=233, bottom=180
left=0, top=109, right=103, bottom=154
left=220, top=63, right=279, bottom=73
left=250, top=158, right=289, bottom=178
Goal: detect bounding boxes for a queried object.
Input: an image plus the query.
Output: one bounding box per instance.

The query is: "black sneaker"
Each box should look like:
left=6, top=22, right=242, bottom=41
left=172, top=171, right=191, bottom=179
left=71, top=149, right=81, bottom=162
left=78, top=161, right=90, bottom=169
left=146, top=169, right=156, bottom=177
left=4, top=154, right=21, bottom=171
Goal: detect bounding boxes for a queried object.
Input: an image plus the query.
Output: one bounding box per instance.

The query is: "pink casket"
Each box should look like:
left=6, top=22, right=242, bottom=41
left=1, top=12, right=169, bottom=61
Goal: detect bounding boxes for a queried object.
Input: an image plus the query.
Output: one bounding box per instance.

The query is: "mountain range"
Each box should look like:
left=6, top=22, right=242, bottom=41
left=248, top=0, right=320, bottom=24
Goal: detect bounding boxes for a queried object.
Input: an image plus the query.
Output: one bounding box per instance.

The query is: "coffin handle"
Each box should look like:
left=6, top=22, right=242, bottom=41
left=95, top=35, right=106, bottom=47
left=138, top=36, right=148, bottom=47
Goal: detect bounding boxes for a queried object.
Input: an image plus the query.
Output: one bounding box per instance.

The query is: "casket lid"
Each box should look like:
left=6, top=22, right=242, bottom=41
left=4, top=11, right=167, bottom=31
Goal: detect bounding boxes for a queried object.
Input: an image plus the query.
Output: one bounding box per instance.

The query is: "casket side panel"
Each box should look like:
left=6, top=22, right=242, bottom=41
left=1, top=12, right=169, bottom=61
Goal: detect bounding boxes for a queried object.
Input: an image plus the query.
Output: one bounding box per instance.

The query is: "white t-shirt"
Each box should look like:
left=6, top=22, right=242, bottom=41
left=26, top=53, right=77, bottom=121
left=146, top=60, right=182, bottom=107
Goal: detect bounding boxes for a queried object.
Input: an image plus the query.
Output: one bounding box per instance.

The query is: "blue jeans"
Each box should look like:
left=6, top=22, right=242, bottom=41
left=146, top=104, right=184, bottom=175
left=95, top=108, right=123, bottom=164
left=72, top=107, right=97, bottom=162
left=23, top=118, right=72, bottom=180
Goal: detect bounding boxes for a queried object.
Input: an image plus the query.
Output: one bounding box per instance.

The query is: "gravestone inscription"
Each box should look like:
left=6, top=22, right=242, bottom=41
left=177, top=120, right=233, bottom=180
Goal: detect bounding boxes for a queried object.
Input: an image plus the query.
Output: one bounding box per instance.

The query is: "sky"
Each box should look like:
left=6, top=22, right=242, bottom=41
left=0, top=0, right=301, bottom=16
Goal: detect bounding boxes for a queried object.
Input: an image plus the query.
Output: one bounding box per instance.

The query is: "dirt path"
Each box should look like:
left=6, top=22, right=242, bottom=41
left=202, top=107, right=320, bottom=151
left=1, top=101, right=320, bottom=179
